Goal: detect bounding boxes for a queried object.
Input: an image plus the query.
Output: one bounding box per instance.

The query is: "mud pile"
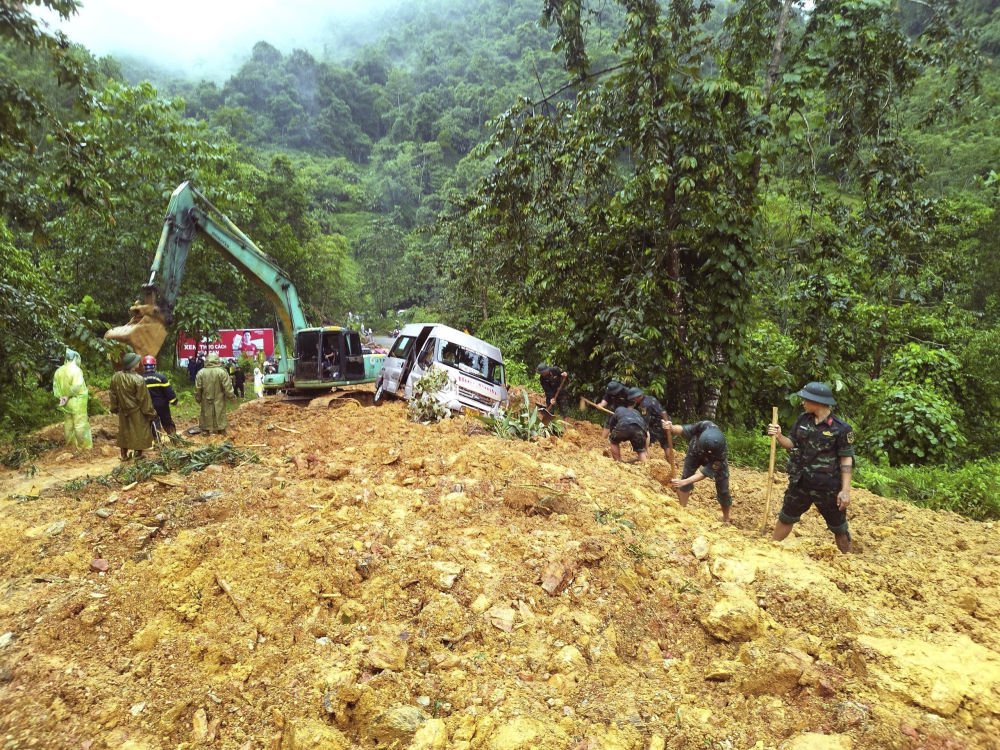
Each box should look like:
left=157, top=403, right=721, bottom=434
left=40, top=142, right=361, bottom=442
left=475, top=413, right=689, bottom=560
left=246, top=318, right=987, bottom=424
left=1, top=397, right=998, bottom=750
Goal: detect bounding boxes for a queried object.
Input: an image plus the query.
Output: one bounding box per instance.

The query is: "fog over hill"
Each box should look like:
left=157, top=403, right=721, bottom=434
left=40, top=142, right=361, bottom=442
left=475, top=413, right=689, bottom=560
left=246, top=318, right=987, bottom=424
left=35, top=0, right=403, bottom=81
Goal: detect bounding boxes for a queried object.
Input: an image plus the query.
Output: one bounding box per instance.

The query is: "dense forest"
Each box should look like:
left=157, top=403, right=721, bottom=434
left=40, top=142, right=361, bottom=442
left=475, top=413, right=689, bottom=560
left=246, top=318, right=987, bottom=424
left=1, top=0, right=998, bottom=515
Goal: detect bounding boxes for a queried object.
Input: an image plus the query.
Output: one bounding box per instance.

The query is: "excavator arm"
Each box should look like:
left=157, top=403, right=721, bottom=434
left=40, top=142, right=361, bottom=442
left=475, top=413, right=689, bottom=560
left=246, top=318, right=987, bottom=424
left=105, top=182, right=308, bottom=366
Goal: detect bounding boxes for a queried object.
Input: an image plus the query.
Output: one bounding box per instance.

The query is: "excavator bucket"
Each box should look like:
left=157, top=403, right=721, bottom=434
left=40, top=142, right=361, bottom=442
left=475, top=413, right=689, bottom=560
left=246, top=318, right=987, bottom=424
left=104, top=301, right=169, bottom=358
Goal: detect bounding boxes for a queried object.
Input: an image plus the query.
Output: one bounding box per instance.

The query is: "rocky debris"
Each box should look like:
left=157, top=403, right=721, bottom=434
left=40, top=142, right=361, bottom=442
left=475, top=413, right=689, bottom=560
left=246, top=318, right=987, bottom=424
left=0, top=400, right=997, bottom=749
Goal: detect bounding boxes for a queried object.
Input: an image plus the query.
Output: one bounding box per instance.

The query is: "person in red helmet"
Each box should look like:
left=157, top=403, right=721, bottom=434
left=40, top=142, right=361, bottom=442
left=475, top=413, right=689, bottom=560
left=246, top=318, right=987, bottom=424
left=142, top=355, right=178, bottom=436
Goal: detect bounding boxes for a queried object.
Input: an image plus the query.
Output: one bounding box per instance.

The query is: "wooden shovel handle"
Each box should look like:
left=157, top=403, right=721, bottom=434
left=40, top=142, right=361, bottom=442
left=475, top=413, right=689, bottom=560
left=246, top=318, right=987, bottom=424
left=580, top=397, right=614, bottom=415
left=761, top=406, right=779, bottom=530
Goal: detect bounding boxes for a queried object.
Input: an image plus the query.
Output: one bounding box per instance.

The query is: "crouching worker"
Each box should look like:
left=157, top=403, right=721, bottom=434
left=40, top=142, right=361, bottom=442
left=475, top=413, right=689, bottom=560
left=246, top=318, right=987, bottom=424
left=663, top=420, right=732, bottom=523
left=608, top=405, right=649, bottom=463
left=768, top=381, right=854, bottom=554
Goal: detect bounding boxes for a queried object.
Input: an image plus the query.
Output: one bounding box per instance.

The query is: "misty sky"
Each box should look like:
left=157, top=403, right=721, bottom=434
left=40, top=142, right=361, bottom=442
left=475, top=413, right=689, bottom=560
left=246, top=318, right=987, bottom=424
left=37, top=0, right=386, bottom=78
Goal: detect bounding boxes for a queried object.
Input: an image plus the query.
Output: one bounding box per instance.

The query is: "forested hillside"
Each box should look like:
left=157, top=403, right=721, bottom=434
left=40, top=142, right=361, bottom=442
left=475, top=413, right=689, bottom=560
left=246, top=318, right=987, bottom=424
left=1, top=0, right=998, bottom=515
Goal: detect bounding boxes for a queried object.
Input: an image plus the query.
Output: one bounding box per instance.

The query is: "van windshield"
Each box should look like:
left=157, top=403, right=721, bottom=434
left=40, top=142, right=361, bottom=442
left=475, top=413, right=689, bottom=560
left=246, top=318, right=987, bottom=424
left=435, top=339, right=504, bottom=385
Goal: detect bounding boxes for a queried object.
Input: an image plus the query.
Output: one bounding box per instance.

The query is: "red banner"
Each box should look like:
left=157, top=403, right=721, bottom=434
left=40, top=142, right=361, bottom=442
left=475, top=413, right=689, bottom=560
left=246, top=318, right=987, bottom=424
left=176, top=329, right=276, bottom=362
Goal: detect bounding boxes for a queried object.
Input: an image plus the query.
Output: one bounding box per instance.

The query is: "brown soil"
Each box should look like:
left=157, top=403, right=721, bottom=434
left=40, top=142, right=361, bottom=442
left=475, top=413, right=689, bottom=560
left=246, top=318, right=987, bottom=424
left=1, top=396, right=998, bottom=750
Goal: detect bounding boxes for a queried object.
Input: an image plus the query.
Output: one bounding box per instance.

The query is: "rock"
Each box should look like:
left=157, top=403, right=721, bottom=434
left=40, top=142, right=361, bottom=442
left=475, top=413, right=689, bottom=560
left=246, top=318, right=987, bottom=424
left=785, top=733, right=852, bottom=750
left=486, top=605, right=516, bottom=633
left=90, top=558, right=110, bottom=573
left=834, top=701, right=870, bottom=730
left=408, top=717, right=448, bottom=750
left=429, top=561, right=463, bottom=590
left=741, top=651, right=805, bottom=695
left=192, top=708, right=209, bottom=742
left=699, top=584, right=762, bottom=642
left=96, top=508, right=112, bottom=518
left=540, top=559, right=576, bottom=596
left=284, top=718, right=351, bottom=750
left=0, top=632, right=13, bottom=649
left=368, top=637, right=408, bottom=672
left=858, top=633, right=1000, bottom=716
left=710, top=557, right=757, bottom=584
left=954, top=587, right=979, bottom=615
left=488, top=716, right=568, bottom=750
left=46, top=520, right=66, bottom=536
left=470, top=594, right=492, bottom=614
left=648, top=736, right=666, bottom=750
left=572, top=611, right=600, bottom=633
left=550, top=645, right=587, bottom=673
left=691, top=536, right=710, bottom=560
left=704, top=661, right=738, bottom=682
left=371, top=705, right=430, bottom=745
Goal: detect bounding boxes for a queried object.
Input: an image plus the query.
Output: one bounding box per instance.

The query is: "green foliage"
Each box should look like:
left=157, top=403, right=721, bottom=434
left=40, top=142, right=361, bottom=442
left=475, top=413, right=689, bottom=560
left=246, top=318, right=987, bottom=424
left=476, top=392, right=566, bottom=441
left=0, top=436, right=58, bottom=471
left=861, top=344, right=966, bottom=464
left=407, top=366, right=452, bottom=423
left=856, top=458, right=1000, bottom=520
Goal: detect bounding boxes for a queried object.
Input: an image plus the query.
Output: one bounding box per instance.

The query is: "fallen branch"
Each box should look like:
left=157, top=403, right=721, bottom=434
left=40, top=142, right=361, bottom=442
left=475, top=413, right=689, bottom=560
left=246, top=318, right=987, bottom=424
left=215, top=573, right=251, bottom=622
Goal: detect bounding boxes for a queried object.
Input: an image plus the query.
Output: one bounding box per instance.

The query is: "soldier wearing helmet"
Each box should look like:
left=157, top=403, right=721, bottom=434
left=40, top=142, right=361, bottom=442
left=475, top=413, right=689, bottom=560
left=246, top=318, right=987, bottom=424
left=767, top=381, right=855, bottom=554
left=662, top=419, right=732, bottom=523
left=535, top=363, right=568, bottom=415
left=628, top=386, right=670, bottom=461
left=142, top=355, right=178, bottom=436
left=596, top=379, right=631, bottom=439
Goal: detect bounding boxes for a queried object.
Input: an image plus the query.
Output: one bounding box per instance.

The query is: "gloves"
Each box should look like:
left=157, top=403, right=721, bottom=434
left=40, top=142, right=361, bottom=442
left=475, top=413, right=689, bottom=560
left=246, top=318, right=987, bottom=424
left=59, top=397, right=68, bottom=407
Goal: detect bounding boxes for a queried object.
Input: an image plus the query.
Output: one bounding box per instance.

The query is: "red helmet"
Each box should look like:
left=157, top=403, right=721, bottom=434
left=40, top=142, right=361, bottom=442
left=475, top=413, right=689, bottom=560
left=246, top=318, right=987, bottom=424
left=141, top=355, right=157, bottom=370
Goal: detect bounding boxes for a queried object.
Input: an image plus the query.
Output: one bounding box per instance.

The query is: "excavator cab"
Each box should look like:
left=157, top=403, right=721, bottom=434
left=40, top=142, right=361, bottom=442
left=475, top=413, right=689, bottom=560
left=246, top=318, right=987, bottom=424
left=293, top=327, right=365, bottom=384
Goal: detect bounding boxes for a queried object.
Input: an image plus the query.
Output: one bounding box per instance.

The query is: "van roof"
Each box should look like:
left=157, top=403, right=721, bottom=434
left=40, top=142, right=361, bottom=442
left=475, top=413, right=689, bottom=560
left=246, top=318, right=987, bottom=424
left=398, top=323, right=503, bottom=362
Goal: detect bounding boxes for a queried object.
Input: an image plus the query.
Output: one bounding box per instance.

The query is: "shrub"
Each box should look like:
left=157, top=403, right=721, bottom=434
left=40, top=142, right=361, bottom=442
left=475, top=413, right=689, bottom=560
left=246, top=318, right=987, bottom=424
left=407, top=367, right=452, bottom=423
left=477, top=392, right=566, bottom=441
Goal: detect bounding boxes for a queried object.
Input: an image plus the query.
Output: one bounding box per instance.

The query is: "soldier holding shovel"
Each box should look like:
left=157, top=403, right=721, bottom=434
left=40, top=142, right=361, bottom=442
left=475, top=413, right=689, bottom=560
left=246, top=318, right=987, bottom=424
left=768, top=381, right=855, bottom=554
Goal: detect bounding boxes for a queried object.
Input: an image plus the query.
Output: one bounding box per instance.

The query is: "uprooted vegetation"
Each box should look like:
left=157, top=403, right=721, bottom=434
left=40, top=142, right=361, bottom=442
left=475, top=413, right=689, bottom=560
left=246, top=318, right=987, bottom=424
left=0, top=397, right=998, bottom=750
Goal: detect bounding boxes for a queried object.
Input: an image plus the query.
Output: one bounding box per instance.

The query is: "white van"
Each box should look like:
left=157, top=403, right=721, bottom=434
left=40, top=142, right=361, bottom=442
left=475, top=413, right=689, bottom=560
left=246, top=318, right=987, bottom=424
left=374, top=324, right=508, bottom=414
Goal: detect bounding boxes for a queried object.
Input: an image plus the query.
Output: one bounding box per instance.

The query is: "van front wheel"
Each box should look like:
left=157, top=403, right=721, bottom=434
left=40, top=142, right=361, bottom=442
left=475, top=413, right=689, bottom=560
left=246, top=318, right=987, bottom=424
left=373, top=381, right=384, bottom=404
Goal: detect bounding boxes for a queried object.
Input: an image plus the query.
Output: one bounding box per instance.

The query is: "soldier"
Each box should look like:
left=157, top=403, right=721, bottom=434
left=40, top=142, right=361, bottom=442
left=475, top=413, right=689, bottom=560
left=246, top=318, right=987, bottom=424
left=141, top=355, right=178, bottom=436
left=607, top=404, right=649, bottom=463
left=628, top=387, right=670, bottom=461
left=663, top=419, right=732, bottom=523
left=768, top=381, right=855, bottom=553
left=535, top=363, right=568, bottom=414
left=109, top=352, right=156, bottom=460
left=597, top=379, right=630, bottom=439
left=195, top=352, right=236, bottom=435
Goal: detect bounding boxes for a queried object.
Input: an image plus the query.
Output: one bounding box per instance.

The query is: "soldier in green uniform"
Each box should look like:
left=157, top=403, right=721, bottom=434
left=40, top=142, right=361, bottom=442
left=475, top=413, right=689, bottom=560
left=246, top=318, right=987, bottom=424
left=195, top=352, right=236, bottom=435
left=768, top=381, right=855, bottom=553
left=597, top=380, right=630, bottom=439
left=109, top=352, right=156, bottom=460
left=628, top=387, right=671, bottom=461
left=662, top=419, right=732, bottom=523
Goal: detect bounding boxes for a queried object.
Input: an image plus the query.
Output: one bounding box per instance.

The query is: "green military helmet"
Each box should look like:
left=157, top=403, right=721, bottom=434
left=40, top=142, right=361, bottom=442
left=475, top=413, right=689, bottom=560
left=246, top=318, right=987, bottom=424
left=700, top=427, right=726, bottom=454
left=536, top=363, right=548, bottom=374
left=795, top=381, right=837, bottom=406
left=626, top=386, right=644, bottom=402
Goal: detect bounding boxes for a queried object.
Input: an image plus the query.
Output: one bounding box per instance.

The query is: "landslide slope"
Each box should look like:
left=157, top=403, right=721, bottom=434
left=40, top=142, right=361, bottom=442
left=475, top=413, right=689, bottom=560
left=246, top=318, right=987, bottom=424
left=1, top=398, right=998, bottom=750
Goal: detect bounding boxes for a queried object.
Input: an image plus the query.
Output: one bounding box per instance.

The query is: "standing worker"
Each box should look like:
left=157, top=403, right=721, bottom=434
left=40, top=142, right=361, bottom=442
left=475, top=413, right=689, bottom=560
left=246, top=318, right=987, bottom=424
left=607, top=404, right=650, bottom=463
left=232, top=364, right=246, bottom=399
left=663, top=419, right=732, bottom=523
left=195, top=352, right=236, bottom=435
left=52, top=349, right=93, bottom=453
left=767, top=381, right=855, bottom=554
left=141, top=355, right=178, bottom=437
left=109, top=352, right=156, bottom=460
left=253, top=367, right=265, bottom=399
left=536, top=363, right=568, bottom=414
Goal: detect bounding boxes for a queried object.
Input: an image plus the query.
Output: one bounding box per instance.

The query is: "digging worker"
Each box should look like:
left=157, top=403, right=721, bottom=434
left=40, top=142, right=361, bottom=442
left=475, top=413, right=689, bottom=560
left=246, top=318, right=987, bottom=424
left=52, top=348, right=93, bottom=453
left=768, top=381, right=855, bottom=554
left=608, top=404, right=649, bottom=463
left=109, top=352, right=156, bottom=461
left=142, top=355, right=178, bottom=436
left=628, top=387, right=670, bottom=461
left=536, top=363, right=568, bottom=415
left=195, top=352, right=236, bottom=435
left=597, top=379, right=630, bottom=439
left=663, top=419, right=732, bottom=524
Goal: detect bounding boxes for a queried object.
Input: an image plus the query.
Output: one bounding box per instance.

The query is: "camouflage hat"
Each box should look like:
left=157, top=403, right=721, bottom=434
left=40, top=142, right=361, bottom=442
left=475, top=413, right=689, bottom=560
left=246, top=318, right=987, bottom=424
left=795, top=381, right=837, bottom=406
left=626, top=386, right=644, bottom=401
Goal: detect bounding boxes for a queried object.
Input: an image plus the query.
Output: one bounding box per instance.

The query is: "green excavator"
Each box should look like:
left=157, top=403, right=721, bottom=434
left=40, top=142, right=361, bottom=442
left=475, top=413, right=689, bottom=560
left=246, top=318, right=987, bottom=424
left=105, top=181, right=383, bottom=395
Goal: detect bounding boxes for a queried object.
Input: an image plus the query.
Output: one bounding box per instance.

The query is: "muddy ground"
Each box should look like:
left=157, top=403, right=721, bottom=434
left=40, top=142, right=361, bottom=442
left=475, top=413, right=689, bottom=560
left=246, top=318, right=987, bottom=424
left=1, top=394, right=998, bottom=750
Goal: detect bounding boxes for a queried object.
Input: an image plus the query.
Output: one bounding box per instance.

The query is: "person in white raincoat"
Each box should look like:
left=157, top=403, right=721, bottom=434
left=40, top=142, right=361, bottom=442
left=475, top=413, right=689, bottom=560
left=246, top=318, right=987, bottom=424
left=52, top=349, right=93, bottom=451
left=253, top=367, right=264, bottom=399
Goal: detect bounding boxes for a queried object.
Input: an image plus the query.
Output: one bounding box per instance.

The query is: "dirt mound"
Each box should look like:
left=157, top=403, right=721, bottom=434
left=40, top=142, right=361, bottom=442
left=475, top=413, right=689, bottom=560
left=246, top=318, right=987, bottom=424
left=1, top=398, right=998, bottom=750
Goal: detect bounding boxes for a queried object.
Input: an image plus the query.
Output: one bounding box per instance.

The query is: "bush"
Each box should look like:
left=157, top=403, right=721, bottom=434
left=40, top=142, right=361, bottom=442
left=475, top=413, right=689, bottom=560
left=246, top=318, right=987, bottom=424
left=477, top=392, right=566, bottom=441
left=407, top=367, right=452, bottom=423
left=855, top=459, right=1000, bottom=520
